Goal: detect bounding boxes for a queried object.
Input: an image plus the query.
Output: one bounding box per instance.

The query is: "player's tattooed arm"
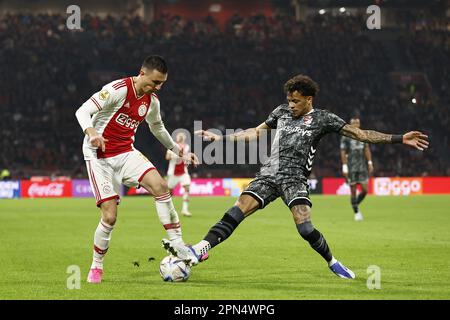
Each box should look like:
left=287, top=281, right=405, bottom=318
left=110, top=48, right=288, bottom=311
left=340, top=124, right=391, bottom=143
left=340, top=125, right=429, bottom=151
left=195, top=122, right=271, bottom=142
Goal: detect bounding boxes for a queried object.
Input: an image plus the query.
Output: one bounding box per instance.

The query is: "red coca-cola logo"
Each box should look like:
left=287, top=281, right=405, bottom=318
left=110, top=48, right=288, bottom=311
left=21, top=180, right=72, bottom=198
left=28, top=183, right=64, bottom=197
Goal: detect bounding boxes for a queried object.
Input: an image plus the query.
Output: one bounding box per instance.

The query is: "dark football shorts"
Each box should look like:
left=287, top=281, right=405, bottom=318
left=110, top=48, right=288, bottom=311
left=348, top=170, right=369, bottom=185
left=242, top=174, right=312, bottom=209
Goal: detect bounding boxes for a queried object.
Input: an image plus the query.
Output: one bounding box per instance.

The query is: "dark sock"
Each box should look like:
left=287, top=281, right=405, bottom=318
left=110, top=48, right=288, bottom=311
left=356, top=191, right=367, bottom=205
left=351, top=196, right=358, bottom=213
left=297, top=222, right=333, bottom=262
left=204, top=206, right=245, bottom=248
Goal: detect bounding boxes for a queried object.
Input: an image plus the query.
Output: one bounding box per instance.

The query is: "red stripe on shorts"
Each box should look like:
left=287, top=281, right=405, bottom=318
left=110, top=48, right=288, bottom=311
left=87, top=161, right=100, bottom=202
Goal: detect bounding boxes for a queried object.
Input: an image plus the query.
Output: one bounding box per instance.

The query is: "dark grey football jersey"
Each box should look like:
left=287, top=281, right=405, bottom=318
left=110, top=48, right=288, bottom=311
left=260, top=104, right=346, bottom=178
left=340, top=136, right=368, bottom=173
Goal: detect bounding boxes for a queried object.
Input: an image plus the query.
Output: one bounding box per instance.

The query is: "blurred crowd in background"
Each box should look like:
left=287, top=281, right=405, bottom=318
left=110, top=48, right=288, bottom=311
left=0, top=10, right=449, bottom=180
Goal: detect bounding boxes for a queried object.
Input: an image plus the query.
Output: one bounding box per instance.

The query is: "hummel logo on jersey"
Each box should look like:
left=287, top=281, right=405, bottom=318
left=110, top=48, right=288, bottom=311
left=306, top=146, right=316, bottom=172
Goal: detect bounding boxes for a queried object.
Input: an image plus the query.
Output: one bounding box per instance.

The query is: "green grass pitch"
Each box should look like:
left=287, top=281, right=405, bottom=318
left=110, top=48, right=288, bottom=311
left=1, top=195, right=449, bottom=300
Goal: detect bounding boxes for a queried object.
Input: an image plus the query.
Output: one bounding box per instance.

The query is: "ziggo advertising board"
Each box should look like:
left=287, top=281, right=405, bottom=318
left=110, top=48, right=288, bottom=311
left=322, top=177, right=450, bottom=196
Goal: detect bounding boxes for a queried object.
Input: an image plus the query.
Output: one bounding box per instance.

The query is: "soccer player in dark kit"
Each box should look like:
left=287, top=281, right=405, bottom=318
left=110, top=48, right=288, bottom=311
left=163, top=74, right=429, bottom=279
left=340, top=116, right=374, bottom=221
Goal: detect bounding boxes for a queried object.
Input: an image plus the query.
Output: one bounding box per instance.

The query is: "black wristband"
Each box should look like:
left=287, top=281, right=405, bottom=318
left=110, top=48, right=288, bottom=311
left=392, top=135, right=403, bottom=143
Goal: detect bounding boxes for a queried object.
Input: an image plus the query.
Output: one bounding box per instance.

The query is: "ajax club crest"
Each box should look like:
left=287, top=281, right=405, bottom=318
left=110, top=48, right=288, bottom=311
left=138, top=104, right=147, bottom=117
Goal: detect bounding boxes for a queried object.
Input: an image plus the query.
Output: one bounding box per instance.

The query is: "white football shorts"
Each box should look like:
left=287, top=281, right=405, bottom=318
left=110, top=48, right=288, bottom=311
left=85, top=150, right=155, bottom=206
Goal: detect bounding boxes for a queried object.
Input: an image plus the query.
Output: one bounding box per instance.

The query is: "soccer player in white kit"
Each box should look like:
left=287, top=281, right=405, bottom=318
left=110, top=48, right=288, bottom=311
left=166, top=132, right=192, bottom=217
left=75, top=56, right=198, bottom=283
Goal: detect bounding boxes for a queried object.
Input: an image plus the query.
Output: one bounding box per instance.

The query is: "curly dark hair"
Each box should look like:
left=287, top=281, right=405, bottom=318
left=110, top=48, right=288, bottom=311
left=283, top=74, right=319, bottom=97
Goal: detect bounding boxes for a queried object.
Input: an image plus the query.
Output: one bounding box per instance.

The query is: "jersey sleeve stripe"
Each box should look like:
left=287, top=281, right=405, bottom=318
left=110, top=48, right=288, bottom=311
left=112, top=84, right=127, bottom=91
left=112, top=81, right=127, bottom=89
left=112, top=80, right=126, bottom=88
left=90, top=97, right=102, bottom=111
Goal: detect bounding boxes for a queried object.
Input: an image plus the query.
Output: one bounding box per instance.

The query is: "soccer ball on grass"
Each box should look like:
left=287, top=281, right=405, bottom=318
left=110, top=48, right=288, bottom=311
left=159, top=255, right=191, bottom=282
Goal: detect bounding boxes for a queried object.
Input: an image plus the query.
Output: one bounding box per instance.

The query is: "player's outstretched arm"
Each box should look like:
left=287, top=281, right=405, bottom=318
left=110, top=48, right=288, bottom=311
left=340, top=125, right=429, bottom=151
left=195, top=122, right=271, bottom=142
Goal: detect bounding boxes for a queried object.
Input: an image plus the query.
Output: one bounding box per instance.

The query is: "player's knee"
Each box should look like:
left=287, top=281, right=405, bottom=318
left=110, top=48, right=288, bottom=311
left=102, top=215, right=117, bottom=226
left=100, top=201, right=117, bottom=225
left=101, top=209, right=117, bottom=226
left=291, top=204, right=311, bottom=224
left=160, top=179, right=169, bottom=190
left=154, top=179, right=169, bottom=195
left=235, top=196, right=259, bottom=216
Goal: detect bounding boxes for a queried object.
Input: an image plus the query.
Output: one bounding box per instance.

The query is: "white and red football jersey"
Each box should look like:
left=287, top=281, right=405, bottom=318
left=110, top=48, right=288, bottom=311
left=77, top=77, right=163, bottom=160
left=167, top=143, right=189, bottom=176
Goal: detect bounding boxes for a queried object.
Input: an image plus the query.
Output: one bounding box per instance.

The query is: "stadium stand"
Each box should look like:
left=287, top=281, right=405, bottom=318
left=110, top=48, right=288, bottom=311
left=0, top=7, right=448, bottom=179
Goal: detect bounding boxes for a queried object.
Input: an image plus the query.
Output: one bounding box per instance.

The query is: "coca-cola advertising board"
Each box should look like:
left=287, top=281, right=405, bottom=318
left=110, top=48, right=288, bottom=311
left=21, top=180, right=72, bottom=198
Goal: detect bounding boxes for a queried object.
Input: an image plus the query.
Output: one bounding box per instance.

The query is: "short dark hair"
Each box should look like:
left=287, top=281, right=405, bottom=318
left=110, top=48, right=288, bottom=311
left=142, top=55, right=168, bottom=73
left=284, top=74, right=319, bottom=97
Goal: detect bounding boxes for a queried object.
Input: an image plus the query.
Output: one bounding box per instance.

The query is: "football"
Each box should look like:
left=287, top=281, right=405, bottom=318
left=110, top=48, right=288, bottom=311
left=159, top=255, right=191, bottom=282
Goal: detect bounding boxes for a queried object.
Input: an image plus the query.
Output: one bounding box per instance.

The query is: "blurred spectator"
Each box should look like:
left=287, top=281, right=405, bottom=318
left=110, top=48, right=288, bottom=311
left=1, top=169, right=11, bottom=180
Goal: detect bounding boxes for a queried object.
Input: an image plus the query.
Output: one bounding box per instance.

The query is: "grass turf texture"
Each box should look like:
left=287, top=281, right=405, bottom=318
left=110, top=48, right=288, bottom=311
left=0, top=195, right=449, bottom=300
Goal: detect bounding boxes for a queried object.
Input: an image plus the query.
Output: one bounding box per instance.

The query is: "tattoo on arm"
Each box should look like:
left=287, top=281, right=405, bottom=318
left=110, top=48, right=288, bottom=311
left=340, top=124, right=392, bottom=144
